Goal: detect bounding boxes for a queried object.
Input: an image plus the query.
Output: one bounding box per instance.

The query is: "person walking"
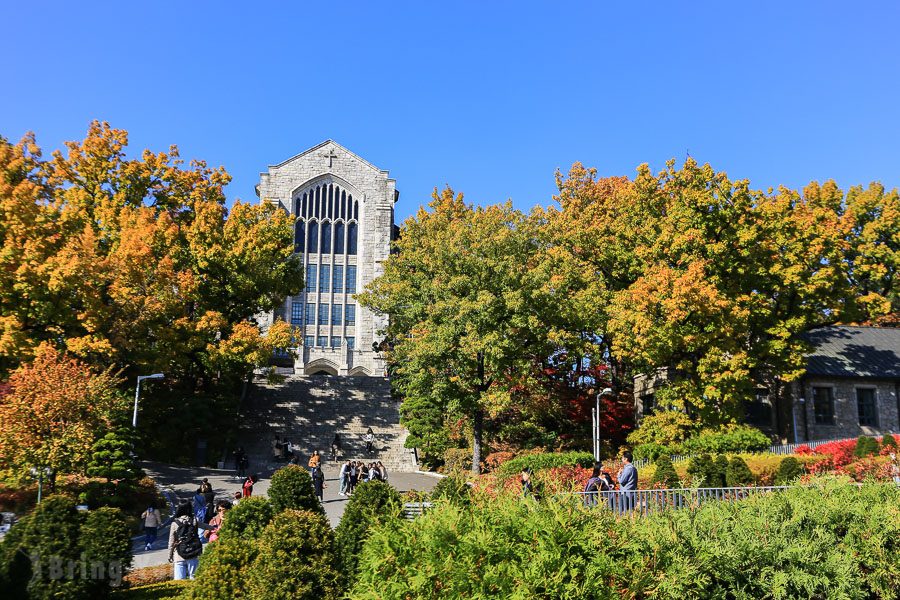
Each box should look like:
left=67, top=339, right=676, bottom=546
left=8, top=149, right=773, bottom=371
left=168, top=502, right=213, bottom=580
left=141, top=503, right=162, bottom=551
left=339, top=460, right=350, bottom=496
left=191, top=490, right=208, bottom=539
left=312, top=466, right=326, bottom=503
left=331, top=433, right=342, bottom=461
left=233, top=446, right=247, bottom=478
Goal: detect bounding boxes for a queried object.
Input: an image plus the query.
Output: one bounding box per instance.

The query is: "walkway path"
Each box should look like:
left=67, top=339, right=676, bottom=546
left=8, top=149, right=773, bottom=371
left=132, top=461, right=439, bottom=569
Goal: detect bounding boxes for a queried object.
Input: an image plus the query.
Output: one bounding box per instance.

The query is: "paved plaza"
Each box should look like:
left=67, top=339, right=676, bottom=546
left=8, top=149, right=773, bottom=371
left=132, top=461, right=440, bottom=569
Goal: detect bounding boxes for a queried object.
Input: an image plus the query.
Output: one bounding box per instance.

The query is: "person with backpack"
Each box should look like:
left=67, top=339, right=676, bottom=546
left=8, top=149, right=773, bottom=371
left=168, top=502, right=213, bottom=580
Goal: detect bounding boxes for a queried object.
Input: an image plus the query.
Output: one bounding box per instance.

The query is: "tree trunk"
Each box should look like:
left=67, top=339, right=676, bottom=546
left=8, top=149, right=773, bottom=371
left=471, top=407, right=483, bottom=475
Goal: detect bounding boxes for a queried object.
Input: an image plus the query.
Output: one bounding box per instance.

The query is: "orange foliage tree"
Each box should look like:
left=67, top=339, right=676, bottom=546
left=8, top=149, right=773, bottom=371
left=0, top=345, right=127, bottom=483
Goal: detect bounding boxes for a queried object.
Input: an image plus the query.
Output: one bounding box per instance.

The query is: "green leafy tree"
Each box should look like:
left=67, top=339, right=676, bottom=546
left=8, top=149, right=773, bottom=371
left=359, top=189, right=555, bottom=473
left=267, top=465, right=323, bottom=515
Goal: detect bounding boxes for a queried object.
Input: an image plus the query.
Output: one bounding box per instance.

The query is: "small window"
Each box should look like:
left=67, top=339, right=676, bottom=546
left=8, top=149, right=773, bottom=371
left=347, top=266, right=357, bottom=293
left=290, top=302, right=303, bottom=325
left=321, top=221, right=331, bottom=254
left=318, top=304, right=328, bottom=325
left=641, top=394, right=655, bottom=416
left=334, top=222, right=345, bottom=254
left=345, top=304, right=356, bottom=325
left=307, top=219, right=318, bottom=252
left=303, top=335, right=314, bottom=348
left=305, top=303, right=315, bottom=326
left=346, top=336, right=355, bottom=350
left=743, top=389, right=772, bottom=426
left=332, top=304, right=342, bottom=326
left=294, top=221, right=305, bottom=253
left=306, top=265, right=317, bottom=293
left=857, top=388, right=878, bottom=427
left=348, top=222, right=358, bottom=255
left=333, top=265, right=344, bottom=294
left=319, top=265, right=330, bottom=294
left=317, top=335, right=327, bottom=347
left=330, top=336, right=341, bottom=349
left=813, top=387, right=835, bottom=425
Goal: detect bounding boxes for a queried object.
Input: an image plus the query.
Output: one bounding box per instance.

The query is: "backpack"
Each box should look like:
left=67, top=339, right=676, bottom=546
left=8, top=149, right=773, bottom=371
left=175, top=517, right=203, bottom=559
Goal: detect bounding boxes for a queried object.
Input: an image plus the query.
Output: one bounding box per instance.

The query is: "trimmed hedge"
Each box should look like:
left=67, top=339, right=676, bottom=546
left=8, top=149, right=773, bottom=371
left=267, top=465, right=323, bottom=515
left=497, top=451, right=595, bottom=477
left=681, top=426, right=770, bottom=454
left=217, top=497, right=275, bottom=542
left=111, top=580, right=188, bottom=599
left=334, top=481, right=402, bottom=586
left=352, top=478, right=900, bottom=598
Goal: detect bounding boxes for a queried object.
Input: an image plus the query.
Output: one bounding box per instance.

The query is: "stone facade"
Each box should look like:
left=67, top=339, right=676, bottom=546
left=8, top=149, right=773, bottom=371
left=256, top=141, right=397, bottom=376
left=791, top=378, right=900, bottom=441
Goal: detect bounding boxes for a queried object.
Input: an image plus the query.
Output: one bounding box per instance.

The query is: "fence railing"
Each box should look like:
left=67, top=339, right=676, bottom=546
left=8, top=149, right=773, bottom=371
left=632, top=436, right=859, bottom=469
left=575, top=485, right=792, bottom=517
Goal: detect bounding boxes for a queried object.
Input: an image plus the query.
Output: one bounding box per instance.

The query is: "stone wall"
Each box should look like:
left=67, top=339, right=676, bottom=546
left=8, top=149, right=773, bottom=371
left=791, top=377, right=900, bottom=441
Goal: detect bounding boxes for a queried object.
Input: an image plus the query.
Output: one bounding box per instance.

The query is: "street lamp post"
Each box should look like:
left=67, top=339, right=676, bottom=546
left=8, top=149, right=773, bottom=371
left=133, top=373, right=164, bottom=427
left=593, top=388, right=614, bottom=462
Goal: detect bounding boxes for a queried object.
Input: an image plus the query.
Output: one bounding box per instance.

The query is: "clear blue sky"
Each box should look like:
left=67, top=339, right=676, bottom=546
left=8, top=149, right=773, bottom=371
left=2, top=1, right=898, bottom=222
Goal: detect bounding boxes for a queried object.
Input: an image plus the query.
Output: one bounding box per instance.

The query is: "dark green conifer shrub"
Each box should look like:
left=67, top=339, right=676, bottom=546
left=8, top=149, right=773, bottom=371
left=881, top=434, right=898, bottom=451
left=650, top=455, right=681, bottom=488
left=333, top=481, right=402, bottom=587
left=711, top=455, right=729, bottom=487
left=80, top=506, right=132, bottom=597
left=0, top=513, right=32, bottom=600
left=20, top=495, right=85, bottom=599
left=248, top=509, right=341, bottom=600
left=854, top=436, right=879, bottom=457
left=185, top=538, right=256, bottom=600
left=725, top=456, right=755, bottom=487
left=217, top=497, right=275, bottom=542
left=267, top=465, right=323, bottom=515
left=775, top=456, right=804, bottom=485
left=686, top=453, right=712, bottom=486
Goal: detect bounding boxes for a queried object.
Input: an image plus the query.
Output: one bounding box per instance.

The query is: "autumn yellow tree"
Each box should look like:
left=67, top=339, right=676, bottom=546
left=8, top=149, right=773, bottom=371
left=0, top=122, right=301, bottom=385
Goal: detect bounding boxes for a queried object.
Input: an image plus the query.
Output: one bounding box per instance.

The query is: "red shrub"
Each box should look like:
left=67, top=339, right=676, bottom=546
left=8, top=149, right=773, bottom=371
left=811, top=439, right=857, bottom=467
left=794, top=445, right=813, bottom=455
left=485, top=452, right=516, bottom=471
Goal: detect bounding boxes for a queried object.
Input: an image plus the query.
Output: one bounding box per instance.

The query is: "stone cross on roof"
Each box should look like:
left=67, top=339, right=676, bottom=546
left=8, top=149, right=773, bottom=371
left=321, top=147, right=338, bottom=168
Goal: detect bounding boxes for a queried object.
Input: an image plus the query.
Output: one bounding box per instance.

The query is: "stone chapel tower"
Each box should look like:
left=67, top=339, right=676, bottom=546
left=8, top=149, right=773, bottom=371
left=256, top=141, right=397, bottom=376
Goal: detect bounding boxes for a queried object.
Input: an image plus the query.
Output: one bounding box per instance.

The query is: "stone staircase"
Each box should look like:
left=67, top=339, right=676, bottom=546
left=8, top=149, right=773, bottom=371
left=238, top=374, right=418, bottom=472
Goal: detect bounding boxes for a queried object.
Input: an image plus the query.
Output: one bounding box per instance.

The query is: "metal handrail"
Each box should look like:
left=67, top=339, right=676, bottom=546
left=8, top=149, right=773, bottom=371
left=572, top=485, right=793, bottom=517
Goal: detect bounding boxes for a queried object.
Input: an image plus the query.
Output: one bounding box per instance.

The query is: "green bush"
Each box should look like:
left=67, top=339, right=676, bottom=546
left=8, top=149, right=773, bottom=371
left=87, top=431, right=139, bottom=484
left=80, top=507, right=133, bottom=597
left=626, top=410, right=697, bottom=447
left=430, top=471, right=472, bottom=506
left=352, top=478, right=900, bottom=598
left=334, top=481, right=402, bottom=587
left=248, top=510, right=341, bottom=600
left=185, top=537, right=256, bottom=600
left=0, top=513, right=32, bottom=599
left=725, top=456, right=755, bottom=487
left=775, top=456, right=805, bottom=485
left=352, top=494, right=618, bottom=598
left=633, top=442, right=680, bottom=462
left=217, top=497, right=275, bottom=542
left=650, top=455, right=681, bottom=488
left=686, top=454, right=727, bottom=487
left=497, top=451, right=595, bottom=477
left=855, top=435, right=879, bottom=457
left=681, top=426, right=770, bottom=454
left=882, top=434, right=898, bottom=451
left=267, top=465, right=322, bottom=515
left=21, top=494, right=86, bottom=599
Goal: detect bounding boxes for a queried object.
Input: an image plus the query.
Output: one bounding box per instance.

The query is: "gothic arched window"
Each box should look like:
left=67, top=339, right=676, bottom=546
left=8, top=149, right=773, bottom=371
left=348, top=221, right=358, bottom=255
left=321, top=221, right=331, bottom=254
left=334, top=221, right=345, bottom=254
left=307, top=219, right=318, bottom=253
left=294, top=220, right=305, bottom=253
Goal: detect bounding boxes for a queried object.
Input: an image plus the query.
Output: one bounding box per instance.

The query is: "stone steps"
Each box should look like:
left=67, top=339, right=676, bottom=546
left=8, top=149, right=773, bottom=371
left=237, top=375, right=417, bottom=471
